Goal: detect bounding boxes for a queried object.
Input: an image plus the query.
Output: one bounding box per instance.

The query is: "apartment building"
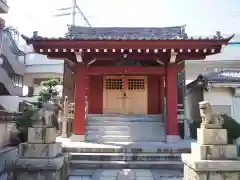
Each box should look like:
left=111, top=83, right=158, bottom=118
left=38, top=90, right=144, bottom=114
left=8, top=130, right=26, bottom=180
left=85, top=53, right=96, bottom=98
left=23, top=44, right=64, bottom=100
left=0, top=1, right=25, bottom=112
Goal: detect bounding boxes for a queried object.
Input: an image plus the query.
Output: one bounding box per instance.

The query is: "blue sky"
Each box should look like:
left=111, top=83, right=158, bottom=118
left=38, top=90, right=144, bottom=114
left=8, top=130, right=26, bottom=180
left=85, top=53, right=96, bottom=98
left=3, top=0, right=240, bottom=38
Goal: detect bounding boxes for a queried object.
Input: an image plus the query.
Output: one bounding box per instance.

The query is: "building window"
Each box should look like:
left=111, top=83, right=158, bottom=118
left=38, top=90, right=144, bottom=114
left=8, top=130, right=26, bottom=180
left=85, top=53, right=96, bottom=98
left=12, top=74, right=23, bottom=87
left=105, top=78, right=123, bottom=90
left=128, top=79, right=145, bottom=90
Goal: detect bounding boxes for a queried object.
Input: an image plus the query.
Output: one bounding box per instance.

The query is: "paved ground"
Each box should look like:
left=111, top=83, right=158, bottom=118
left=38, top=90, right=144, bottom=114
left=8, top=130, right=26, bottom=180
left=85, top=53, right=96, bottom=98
left=56, top=137, right=193, bottom=149
left=69, top=169, right=183, bottom=180
left=60, top=137, right=186, bottom=180
left=0, top=147, right=18, bottom=180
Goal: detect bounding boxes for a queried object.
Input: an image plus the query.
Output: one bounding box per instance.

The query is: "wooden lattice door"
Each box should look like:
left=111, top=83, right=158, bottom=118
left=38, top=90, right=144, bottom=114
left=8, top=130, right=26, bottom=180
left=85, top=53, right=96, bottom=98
left=103, top=77, right=125, bottom=114
left=103, top=76, right=148, bottom=114
left=125, top=76, right=148, bottom=114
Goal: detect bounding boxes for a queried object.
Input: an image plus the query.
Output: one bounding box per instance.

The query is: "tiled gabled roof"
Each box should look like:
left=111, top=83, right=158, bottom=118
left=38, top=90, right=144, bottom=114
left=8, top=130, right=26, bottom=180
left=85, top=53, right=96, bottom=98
left=21, top=25, right=233, bottom=42
left=206, top=70, right=240, bottom=83
left=65, top=25, right=188, bottom=40
left=186, top=70, right=240, bottom=90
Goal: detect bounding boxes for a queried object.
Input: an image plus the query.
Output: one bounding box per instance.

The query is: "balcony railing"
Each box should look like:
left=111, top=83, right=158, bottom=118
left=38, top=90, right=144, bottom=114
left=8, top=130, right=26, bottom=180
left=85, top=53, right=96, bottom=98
left=0, top=0, right=8, bottom=13
left=3, top=26, right=25, bottom=55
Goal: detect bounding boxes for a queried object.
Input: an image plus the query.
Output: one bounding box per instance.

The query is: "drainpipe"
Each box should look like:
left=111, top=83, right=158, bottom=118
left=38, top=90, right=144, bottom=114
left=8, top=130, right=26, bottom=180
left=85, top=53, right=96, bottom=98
left=0, top=18, right=5, bottom=56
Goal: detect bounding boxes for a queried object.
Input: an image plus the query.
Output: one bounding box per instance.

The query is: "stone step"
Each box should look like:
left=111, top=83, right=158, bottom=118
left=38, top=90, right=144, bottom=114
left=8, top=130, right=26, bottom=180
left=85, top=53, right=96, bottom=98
left=85, top=125, right=134, bottom=131
left=63, top=146, right=190, bottom=154
left=69, top=169, right=96, bottom=176
left=85, top=121, right=164, bottom=126
left=69, top=169, right=183, bottom=179
left=86, top=130, right=132, bottom=135
left=86, top=135, right=165, bottom=142
left=86, top=130, right=165, bottom=136
left=85, top=120, right=165, bottom=142
left=70, top=152, right=182, bottom=161
left=70, top=160, right=183, bottom=169
left=85, top=125, right=163, bottom=130
left=87, top=115, right=163, bottom=121
left=85, top=125, right=164, bottom=131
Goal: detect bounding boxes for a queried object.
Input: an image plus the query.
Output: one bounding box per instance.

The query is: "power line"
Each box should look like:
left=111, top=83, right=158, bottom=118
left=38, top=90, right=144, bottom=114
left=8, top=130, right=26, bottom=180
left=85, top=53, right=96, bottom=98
left=54, top=0, right=91, bottom=27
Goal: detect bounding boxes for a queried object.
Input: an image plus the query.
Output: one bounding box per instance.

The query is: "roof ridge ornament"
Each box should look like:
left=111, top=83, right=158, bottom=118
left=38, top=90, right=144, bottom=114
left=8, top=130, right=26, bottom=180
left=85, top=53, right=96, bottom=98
left=216, top=31, right=222, bottom=39
left=33, top=31, right=38, bottom=38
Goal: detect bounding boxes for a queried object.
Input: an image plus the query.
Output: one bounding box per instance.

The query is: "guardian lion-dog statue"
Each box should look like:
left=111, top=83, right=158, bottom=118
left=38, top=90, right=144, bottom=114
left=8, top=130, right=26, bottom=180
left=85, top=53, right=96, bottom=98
left=199, top=101, right=224, bottom=129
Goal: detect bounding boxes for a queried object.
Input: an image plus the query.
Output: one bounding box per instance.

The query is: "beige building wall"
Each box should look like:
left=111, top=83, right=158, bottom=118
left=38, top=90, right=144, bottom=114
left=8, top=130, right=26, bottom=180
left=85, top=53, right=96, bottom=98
left=203, top=88, right=233, bottom=116
left=0, top=122, right=15, bottom=148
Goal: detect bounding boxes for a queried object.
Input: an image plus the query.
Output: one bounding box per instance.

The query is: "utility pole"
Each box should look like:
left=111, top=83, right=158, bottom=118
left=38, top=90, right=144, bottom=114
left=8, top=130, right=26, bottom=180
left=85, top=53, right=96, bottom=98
left=71, top=0, right=76, bottom=26
left=54, top=0, right=91, bottom=27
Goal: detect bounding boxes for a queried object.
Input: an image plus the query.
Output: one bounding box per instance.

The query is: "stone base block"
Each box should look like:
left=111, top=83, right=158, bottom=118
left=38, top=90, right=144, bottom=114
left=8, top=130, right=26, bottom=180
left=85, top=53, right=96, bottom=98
left=200, top=123, right=222, bottom=129
left=13, top=154, right=70, bottom=180
left=18, top=142, right=62, bottom=158
left=197, top=128, right=227, bottom=145
left=28, top=127, right=56, bottom=143
left=166, top=135, right=180, bottom=142
left=182, top=153, right=240, bottom=172
left=70, top=134, right=84, bottom=142
left=191, top=142, right=237, bottom=160
left=184, top=164, right=240, bottom=180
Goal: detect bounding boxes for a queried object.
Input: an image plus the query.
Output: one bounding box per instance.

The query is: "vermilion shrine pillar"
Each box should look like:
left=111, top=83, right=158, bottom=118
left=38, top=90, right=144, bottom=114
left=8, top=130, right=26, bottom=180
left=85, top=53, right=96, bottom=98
left=160, top=76, right=165, bottom=113
left=165, top=64, right=180, bottom=142
left=71, top=64, right=86, bottom=141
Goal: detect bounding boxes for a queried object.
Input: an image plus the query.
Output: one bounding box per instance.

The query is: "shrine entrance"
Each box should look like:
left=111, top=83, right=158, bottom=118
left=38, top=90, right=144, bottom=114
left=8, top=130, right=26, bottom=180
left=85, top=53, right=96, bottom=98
left=103, top=76, right=148, bottom=114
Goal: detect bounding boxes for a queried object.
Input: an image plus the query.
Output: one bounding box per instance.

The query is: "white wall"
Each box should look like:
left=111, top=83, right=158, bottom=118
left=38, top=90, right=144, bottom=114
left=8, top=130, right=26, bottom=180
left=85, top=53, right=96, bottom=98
left=25, top=64, right=63, bottom=74
left=25, top=53, right=64, bottom=65
left=203, top=88, right=233, bottom=116
left=0, top=122, right=15, bottom=148
left=23, top=47, right=64, bottom=87
left=0, top=96, right=39, bottom=112
left=24, top=73, right=63, bottom=86
left=204, top=88, right=233, bottom=106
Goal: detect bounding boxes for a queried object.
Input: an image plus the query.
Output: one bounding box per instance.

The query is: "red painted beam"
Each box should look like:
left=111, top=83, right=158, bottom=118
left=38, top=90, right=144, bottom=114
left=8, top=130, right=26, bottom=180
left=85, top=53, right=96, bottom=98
left=30, top=39, right=231, bottom=50
left=86, top=66, right=165, bottom=75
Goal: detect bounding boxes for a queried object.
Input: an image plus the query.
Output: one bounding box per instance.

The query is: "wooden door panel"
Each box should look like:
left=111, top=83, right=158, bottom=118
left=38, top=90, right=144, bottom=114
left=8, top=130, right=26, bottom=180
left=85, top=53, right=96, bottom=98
left=103, top=76, right=148, bottom=114
left=103, top=77, right=124, bottom=114
left=105, top=90, right=124, bottom=113
left=126, top=76, right=148, bottom=114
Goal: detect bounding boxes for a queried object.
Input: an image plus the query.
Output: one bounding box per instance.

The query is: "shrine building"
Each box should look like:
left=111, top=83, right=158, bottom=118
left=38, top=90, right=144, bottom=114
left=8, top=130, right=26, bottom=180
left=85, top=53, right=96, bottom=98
left=22, top=26, right=232, bottom=142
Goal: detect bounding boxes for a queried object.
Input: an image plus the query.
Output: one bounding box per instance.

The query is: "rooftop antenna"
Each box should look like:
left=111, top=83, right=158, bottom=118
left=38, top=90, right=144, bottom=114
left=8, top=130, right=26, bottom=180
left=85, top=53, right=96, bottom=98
left=54, top=0, right=91, bottom=27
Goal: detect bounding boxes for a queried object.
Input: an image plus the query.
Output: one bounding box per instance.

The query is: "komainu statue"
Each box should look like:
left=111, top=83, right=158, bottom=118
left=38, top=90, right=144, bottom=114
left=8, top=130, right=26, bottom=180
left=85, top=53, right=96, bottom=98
left=199, top=101, right=224, bottom=129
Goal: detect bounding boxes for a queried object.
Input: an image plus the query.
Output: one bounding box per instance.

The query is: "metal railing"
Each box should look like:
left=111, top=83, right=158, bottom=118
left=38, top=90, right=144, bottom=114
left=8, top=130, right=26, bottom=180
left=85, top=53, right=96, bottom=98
left=0, top=28, right=25, bottom=75
left=2, top=26, right=25, bottom=55
left=2, top=0, right=7, bottom=4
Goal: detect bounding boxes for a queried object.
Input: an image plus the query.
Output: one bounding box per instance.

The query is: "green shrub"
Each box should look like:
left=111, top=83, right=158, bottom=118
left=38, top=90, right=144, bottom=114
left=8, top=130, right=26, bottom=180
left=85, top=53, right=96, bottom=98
left=190, top=121, right=201, bottom=139
left=15, top=78, right=61, bottom=142
left=190, top=115, right=240, bottom=143
left=15, top=108, right=39, bottom=141
left=222, top=114, right=240, bottom=143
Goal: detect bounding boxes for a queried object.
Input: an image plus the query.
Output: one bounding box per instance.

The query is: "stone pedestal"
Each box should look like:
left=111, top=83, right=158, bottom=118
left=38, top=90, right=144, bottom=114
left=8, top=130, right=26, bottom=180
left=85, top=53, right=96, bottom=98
left=182, top=127, right=240, bottom=180
left=13, top=121, right=70, bottom=180
left=61, top=119, right=68, bottom=138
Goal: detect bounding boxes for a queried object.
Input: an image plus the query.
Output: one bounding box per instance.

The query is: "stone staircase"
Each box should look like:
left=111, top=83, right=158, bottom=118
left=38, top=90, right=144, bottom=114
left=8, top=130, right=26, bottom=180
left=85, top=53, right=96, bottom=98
left=85, top=114, right=165, bottom=142
left=62, top=145, right=189, bottom=175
